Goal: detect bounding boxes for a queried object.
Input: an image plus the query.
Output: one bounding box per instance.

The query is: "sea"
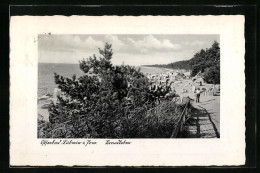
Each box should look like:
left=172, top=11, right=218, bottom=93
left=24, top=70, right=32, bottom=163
left=38, top=63, right=170, bottom=97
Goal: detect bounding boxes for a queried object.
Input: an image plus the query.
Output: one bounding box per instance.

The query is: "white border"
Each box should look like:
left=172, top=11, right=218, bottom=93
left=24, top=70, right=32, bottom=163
left=10, top=16, right=245, bottom=166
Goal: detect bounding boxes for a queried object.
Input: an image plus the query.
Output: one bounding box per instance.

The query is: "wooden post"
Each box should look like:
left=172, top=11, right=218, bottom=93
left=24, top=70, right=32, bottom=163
left=170, top=102, right=189, bottom=138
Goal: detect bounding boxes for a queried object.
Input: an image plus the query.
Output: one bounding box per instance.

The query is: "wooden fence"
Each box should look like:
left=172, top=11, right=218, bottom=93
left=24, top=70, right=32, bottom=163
left=170, top=99, right=191, bottom=138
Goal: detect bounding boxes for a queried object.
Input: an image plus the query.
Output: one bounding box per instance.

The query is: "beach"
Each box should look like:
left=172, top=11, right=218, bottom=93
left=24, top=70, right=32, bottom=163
left=37, top=64, right=172, bottom=121
left=38, top=64, right=219, bottom=137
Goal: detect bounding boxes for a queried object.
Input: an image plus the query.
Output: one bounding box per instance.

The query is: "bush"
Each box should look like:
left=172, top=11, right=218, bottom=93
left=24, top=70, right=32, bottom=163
left=38, top=43, right=183, bottom=138
left=203, top=63, right=220, bottom=84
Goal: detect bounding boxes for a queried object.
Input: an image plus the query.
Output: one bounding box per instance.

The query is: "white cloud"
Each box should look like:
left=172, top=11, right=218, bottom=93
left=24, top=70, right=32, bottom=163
left=39, top=34, right=182, bottom=56
left=182, top=40, right=206, bottom=46
left=189, top=40, right=206, bottom=46
left=162, top=39, right=182, bottom=49
left=83, top=36, right=103, bottom=50
left=38, top=35, right=103, bottom=53
left=39, top=34, right=218, bottom=65
left=61, top=35, right=104, bottom=51
left=182, top=41, right=189, bottom=45
left=112, top=52, right=192, bottom=66
left=126, top=35, right=181, bottom=51
left=104, top=35, right=125, bottom=51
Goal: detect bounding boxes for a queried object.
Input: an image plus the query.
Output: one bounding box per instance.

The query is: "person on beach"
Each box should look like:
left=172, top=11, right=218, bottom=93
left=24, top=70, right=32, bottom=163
left=195, top=88, right=201, bottom=103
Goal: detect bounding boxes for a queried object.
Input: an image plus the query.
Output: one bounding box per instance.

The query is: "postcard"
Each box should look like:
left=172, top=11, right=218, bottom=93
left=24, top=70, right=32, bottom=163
left=10, top=15, right=245, bottom=166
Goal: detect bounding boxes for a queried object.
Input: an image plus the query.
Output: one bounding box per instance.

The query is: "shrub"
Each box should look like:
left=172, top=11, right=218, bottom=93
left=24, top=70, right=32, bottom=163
left=38, top=43, right=182, bottom=138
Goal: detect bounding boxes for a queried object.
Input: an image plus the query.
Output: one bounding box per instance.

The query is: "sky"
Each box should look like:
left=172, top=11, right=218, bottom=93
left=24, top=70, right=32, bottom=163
left=38, top=34, right=220, bottom=66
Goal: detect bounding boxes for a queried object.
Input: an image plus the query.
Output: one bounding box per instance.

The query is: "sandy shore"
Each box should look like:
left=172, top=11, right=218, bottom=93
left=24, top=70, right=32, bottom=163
left=38, top=99, right=52, bottom=122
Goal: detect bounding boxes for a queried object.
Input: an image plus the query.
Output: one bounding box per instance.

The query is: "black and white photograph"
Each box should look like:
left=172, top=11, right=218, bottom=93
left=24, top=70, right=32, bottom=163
left=10, top=15, right=245, bottom=166
left=37, top=34, right=220, bottom=138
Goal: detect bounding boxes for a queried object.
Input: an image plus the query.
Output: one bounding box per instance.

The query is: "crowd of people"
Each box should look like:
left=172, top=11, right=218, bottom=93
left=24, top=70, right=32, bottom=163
left=145, top=71, right=220, bottom=105
left=145, top=71, right=188, bottom=104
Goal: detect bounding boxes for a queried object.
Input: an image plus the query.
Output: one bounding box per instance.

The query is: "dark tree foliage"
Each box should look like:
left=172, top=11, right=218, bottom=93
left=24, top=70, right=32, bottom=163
left=203, top=63, right=220, bottom=84
left=144, top=60, right=191, bottom=70
left=168, top=60, right=191, bottom=70
left=189, top=41, right=220, bottom=84
left=144, top=41, right=220, bottom=84
left=38, top=43, right=182, bottom=138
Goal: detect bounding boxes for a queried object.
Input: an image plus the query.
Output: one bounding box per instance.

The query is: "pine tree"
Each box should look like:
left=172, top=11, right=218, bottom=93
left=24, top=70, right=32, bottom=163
left=189, top=41, right=220, bottom=84
left=46, top=43, right=151, bottom=138
left=38, top=43, right=183, bottom=138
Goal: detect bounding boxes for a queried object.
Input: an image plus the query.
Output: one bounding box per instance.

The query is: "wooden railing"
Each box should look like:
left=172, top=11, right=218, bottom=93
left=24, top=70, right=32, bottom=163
left=170, top=99, right=191, bottom=138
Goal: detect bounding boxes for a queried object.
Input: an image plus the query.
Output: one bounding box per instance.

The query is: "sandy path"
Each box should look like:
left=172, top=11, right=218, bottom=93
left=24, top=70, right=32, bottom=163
left=196, top=95, right=220, bottom=134
left=186, top=102, right=220, bottom=138
left=171, top=80, right=220, bottom=138
left=38, top=99, right=52, bottom=122
left=184, top=95, right=220, bottom=138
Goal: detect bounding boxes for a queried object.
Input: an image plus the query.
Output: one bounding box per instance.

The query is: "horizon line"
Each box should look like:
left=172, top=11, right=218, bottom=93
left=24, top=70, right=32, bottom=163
left=38, top=62, right=165, bottom=67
